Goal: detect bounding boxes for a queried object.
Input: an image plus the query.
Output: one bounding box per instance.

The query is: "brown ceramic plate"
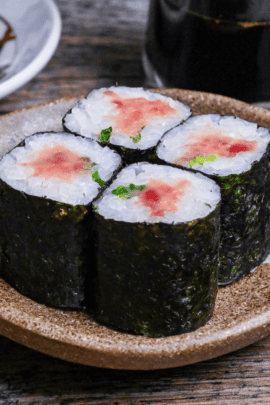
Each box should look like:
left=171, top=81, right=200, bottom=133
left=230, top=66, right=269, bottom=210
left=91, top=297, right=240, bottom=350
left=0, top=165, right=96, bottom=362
left=1, top=89, right=270, bottom=370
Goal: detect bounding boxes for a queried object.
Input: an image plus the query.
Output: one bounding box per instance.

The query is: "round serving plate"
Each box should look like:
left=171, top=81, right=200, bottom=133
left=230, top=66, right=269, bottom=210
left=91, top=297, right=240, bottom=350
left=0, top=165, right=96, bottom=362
left=0, top=0, right=61, bottom=99
left=1, top=89, right=270, bottom=370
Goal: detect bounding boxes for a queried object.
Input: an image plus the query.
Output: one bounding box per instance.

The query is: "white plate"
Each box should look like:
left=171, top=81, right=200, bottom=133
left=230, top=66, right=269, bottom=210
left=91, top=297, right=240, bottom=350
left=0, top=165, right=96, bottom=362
left=0, top=0, right=61, bottom=99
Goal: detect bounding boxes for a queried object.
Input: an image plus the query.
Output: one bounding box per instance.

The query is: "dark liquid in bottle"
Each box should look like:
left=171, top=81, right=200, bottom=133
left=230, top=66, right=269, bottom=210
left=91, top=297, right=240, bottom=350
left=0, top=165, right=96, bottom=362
left=145, top=1, right=270, bottom=102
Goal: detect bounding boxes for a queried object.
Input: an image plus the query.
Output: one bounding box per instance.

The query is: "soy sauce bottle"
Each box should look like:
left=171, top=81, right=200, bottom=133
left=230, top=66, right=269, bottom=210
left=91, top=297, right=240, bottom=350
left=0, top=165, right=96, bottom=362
left=143, top=0, right=270, bottom=102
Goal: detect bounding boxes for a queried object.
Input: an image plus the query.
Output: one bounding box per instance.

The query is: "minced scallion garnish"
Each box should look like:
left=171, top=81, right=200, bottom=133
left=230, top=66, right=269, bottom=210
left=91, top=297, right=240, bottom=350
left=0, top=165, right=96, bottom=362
left=130, top=126, right=145, bottom=143
left=112, top=183, right=145, bottom=199
left=98, top=126, right=112, bottom=142
left=130, top=133, right=141, bottom=143
left=85, top=162, right=106, bottom=187
left=189, top=155, right=220, bottom=168
left=92, top=170, right=106, bottom=187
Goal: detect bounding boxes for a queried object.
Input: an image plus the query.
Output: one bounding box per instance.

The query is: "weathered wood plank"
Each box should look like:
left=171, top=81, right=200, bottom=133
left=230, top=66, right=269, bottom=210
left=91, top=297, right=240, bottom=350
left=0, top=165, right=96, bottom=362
left=0, top=0, right=149, bottom=112
left=1, top=334, right=270, bottom=403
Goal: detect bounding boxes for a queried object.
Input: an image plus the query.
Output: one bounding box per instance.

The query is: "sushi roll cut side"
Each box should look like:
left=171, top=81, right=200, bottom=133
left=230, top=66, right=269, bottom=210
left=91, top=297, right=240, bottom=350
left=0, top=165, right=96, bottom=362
left=157, top=114, right=270, bottom=285
left=0, top=132, right=122, bottom=309
left=63, top=86, right=191, bottom=165
left=94, top=162, right=221, bottom=338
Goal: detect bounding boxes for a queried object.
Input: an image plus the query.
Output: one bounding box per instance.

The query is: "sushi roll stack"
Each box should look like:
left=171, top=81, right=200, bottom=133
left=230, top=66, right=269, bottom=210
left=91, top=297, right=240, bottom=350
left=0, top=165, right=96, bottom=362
left=94, top=163, right=221, bottom=337
left=0, top=132, right=121, bottom=309
left=63, top=86, right=191, bottom=165
left=2, top=86, right=269, bottom=338
left=157, top=114, right=270, bottom=285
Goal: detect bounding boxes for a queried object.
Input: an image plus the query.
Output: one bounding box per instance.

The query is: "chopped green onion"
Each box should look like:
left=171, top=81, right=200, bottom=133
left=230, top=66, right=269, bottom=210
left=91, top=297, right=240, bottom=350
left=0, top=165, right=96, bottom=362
left=92, top=170, right=106, bottom=187
left=130, top=133, right=141, bottom=143
left=112, top=183, right=145, bottom=199
left=98, top=126, right=112, bottom=142
left=130, top=126, right=145, bottom=143
left=84, top=162, right=106, bottom=187
left=189, top=155, right=220, bottom=168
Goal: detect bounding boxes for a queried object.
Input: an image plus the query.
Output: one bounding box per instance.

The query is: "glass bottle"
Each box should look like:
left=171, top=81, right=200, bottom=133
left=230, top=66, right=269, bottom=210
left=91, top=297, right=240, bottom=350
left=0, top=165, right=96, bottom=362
left=143, top=0, right=270, bottom=102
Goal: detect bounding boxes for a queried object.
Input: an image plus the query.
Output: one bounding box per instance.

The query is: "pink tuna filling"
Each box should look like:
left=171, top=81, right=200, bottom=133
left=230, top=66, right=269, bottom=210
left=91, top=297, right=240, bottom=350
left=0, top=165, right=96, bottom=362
left=136, top=178, right=191, bottom=217
left=104, top=91, right=177, bottom=137
left=21, top=144, right=86, bottom=183
left=175, top=129, right=257, bottom=164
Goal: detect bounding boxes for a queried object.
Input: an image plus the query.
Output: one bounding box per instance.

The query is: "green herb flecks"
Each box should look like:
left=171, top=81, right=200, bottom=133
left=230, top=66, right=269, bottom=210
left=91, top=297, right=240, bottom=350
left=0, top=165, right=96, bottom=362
left=112, top=183, right=145, bottom=199
left=130, top=133, right=141, bottom=143
left=92, top=170, right=106, bottom=187
left=98, top=126, right=112, bottom=143
left=85, top=162, right=106, bottom=187
left=189, top=155, right=220, bottom=169
left=130, top=126, right=145, bottom=143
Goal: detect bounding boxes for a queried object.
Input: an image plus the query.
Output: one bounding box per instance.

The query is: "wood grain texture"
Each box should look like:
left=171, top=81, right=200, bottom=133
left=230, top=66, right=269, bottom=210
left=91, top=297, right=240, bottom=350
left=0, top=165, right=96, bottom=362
left=1, top=0, right=270, bottom=403
left=1, top=333, right=270, bottom=404
left=0, top=0, right=149, bottom=113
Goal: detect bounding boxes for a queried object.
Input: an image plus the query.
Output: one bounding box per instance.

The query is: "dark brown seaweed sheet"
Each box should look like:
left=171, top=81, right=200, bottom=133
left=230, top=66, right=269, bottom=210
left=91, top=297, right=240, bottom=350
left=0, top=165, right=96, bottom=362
left=156, top=125, right=270, bottom=285
left=0, top=131, right=124, bottom=310
left=0, top=179, right=97, bottom=310
left=213, top=147, right=270, bottom=284
left=94, top=204, right=220, bottom=338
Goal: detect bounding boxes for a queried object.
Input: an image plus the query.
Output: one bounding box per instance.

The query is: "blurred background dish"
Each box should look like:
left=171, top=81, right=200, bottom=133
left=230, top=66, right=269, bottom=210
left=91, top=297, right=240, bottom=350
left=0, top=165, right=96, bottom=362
left=0, top=0, right=61, bottom=99
left=143, top=0, right=270, bottom=103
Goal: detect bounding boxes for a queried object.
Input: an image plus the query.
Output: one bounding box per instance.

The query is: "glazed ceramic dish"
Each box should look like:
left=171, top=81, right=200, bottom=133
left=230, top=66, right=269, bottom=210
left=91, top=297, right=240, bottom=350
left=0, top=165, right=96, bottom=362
left=1, top=89, right=270, bottom=370
left=0, top=0, right=61, bottom=99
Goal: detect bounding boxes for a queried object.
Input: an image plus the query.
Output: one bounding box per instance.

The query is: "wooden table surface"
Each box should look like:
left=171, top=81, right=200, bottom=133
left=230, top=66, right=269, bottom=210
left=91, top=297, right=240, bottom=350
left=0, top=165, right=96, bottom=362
left=1, top=0, right=270, bottom=403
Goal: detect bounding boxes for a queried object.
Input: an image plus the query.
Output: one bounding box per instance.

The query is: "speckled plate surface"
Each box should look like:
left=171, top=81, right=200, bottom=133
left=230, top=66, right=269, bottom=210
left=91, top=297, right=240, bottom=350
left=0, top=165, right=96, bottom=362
left=1, top=89, right=270, bottom=370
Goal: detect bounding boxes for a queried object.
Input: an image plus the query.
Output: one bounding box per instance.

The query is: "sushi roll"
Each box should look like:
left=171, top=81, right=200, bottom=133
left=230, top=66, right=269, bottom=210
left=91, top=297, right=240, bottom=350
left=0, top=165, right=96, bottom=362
left=63, top=86, right=191, bottom=165
left=94, top=162, right=221, bottom=337
left=0, top=132, right=121, bottom=309
left=156, top=114, right=270, bottom=285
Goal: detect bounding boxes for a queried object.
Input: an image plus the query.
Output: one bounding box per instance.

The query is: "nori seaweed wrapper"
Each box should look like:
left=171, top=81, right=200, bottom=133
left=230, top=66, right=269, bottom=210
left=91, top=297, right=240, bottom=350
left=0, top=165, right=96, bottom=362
left=95, top=142, right=157, bottom=167
left=0, top=131, right=124, bottom=310
left=213, top=151, right=270, bottom=285
left=0, top=183, right=96, bottom=310
left=156, top=142, right=270, bottom=285
left=94, top=204, right=220, bottom=338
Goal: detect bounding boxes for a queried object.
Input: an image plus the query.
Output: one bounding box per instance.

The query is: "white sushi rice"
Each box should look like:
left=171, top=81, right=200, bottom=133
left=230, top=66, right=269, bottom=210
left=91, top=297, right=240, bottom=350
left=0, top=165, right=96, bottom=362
left=95, top=162, right=221, bottom=224
left=64, top=86, right=191, bottom=150
left=0, top=132, right=121, bottom=205
left=157, top=114, right=270, bottom=176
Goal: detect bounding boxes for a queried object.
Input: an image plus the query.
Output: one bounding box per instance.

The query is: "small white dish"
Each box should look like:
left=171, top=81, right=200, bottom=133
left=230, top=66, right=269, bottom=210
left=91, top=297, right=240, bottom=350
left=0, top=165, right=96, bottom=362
left=0, top=0, right=61, bottom=99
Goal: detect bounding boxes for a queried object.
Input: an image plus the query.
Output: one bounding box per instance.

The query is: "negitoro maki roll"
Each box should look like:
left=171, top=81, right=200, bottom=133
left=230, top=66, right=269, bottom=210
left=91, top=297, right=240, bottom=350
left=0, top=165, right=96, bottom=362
left=0, top=132, right=121, bottom=309
left=156, top=114, right=270, bottom=285
left=63, top=86, right=191, bottom=165
left=93, top=162, right=221, bottom=337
